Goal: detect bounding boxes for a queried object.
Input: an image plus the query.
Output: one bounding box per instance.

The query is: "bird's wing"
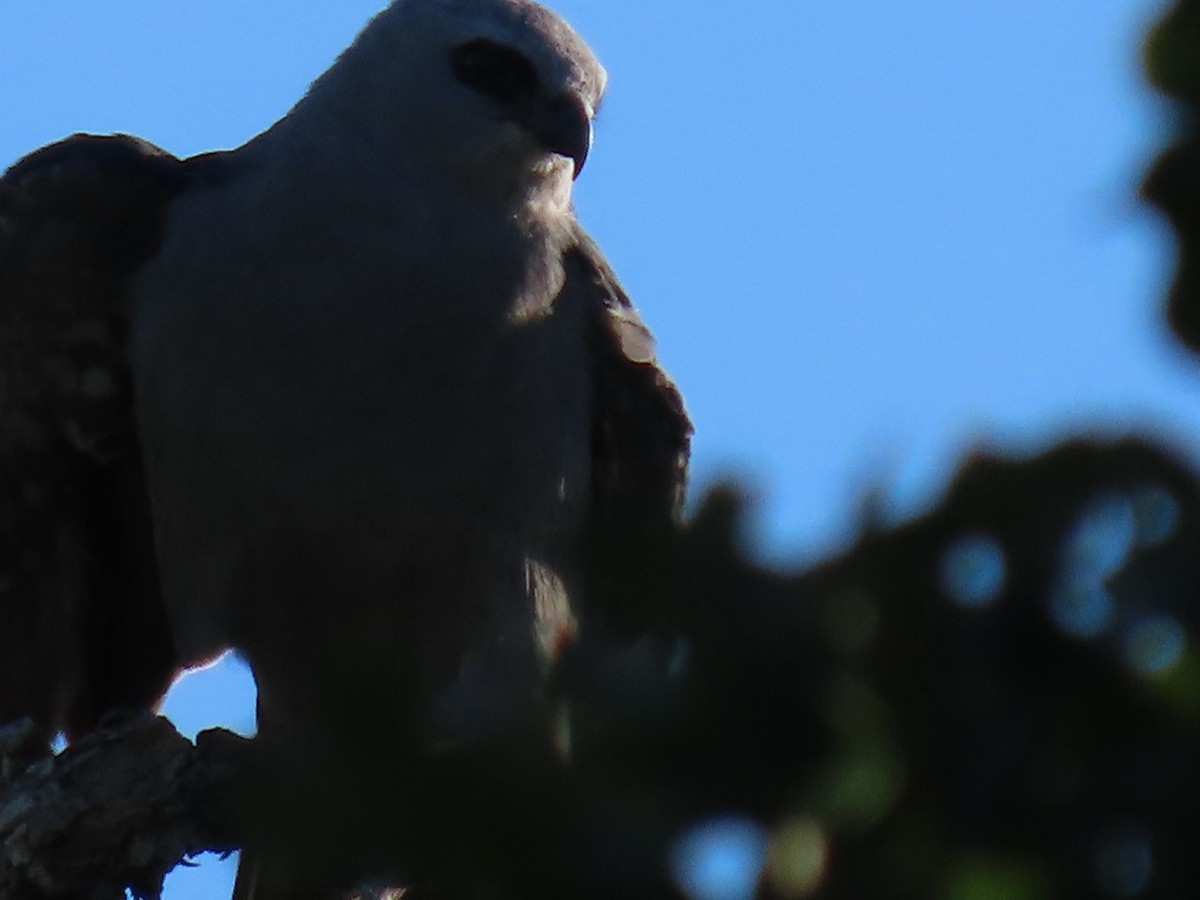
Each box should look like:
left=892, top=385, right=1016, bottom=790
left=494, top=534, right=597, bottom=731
left=0, top=133, right=200, bottom=737
left=566, top=227, right=691, bottom=528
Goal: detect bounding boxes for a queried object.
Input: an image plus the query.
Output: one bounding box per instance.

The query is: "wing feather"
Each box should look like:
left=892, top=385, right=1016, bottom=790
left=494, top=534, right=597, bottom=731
left=0, top=134, right=190, bottom=737
left=567, top=228, right=691, bottom=528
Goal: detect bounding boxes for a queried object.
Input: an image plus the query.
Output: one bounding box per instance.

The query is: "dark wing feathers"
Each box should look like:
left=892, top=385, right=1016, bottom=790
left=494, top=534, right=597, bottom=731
left=569, top=229, right=692, bottom=528
left=0, top=134, right=190, bottom=737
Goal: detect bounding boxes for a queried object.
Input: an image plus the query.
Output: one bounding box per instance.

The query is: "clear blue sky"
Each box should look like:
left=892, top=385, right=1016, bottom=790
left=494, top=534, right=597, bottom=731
left=0, top=1, right=1187, bottom=896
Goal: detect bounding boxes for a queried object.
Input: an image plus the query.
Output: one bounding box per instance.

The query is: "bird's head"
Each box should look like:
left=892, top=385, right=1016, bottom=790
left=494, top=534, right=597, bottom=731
left=301, top=0, right=606, bottom=206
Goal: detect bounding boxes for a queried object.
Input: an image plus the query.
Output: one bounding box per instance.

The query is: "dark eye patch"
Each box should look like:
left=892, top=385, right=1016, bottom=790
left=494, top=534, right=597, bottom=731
left=450, top=39, right=541, bottom=106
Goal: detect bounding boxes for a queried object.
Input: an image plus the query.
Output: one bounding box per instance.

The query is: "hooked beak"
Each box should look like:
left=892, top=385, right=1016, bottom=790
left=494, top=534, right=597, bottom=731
left=522, top=92, right=593, bottom=179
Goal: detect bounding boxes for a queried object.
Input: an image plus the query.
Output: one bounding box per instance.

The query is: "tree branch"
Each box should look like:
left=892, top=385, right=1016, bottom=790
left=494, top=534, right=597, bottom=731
left=0, top=713, right=243, bottom=900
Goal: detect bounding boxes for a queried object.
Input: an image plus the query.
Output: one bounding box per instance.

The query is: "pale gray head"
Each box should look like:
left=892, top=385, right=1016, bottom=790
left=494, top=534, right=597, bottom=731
left=300, top=0, right=606, bottom=200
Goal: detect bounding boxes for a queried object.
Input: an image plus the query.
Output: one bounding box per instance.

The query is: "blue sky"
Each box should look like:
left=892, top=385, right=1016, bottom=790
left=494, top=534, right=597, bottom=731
left=0, top=1, right=1188, bottom=896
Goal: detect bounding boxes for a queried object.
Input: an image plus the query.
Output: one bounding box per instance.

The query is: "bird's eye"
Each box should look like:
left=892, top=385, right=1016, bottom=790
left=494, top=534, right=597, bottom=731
left=450, top=39, right=541, bottom=106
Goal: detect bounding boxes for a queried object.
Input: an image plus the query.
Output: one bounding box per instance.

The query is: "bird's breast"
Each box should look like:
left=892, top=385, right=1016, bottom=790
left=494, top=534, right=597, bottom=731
left=127, top=178, right=593, bottom=686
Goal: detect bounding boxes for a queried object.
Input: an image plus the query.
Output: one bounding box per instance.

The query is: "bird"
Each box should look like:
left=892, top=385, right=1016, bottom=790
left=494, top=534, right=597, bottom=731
left=0, top=0, right=689, bottom=895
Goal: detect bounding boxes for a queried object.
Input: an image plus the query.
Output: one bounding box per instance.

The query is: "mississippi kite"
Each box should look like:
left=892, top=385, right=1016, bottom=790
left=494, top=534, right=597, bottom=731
left=0, top=0, right=689, bottom=894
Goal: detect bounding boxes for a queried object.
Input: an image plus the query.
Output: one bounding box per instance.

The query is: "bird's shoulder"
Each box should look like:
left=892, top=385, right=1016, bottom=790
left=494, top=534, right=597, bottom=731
left=0, top=133, right=202, bottom=464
